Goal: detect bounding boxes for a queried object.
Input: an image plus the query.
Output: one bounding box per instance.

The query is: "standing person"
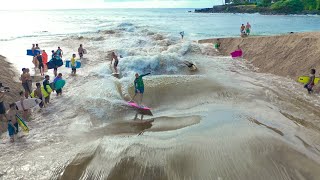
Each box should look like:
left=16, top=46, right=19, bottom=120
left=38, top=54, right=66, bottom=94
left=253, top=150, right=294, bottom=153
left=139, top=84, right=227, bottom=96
left=131, top=72, right=151, bottom=105
left=180, top=31, right=184, bottom=40
left=304, top=69, right=316, bottom=94
left=43, top=75, right=51, bottom=104
left=19, top=91, right=28, bottom=121
left=71, top=54, right=77, bottom=75
left=37, top=53, right=44, bottom=76
left=32, top=55, right=38, bottom=69
left=78, top=44, right=84, bottom=59
left=35, top=44, right=40, bottom=50
left=32, top=83, right=45, bottom=108
left=214, top=39, right=221, bottom=50
left=6, top=103, right=18, bottom=143
left=246, top=22, right=251, bottom=36
left=110, top=52, right=119, bottom=74
left=56, top=47, right=63, bottom=58
left=20, top=68, right=30, bottom=98
left=50, top=50, right=58, bottom=76
left=31, top=44, right=35, bottom=55
left=42, top=50, right=48, bottom=71
left=240, top=24, right=246, bottom=35
left=53, top=73, right=63, bottom=96
left=0, top=87, right=7, bottom=133
left=26, top=68, right=32, bottom=92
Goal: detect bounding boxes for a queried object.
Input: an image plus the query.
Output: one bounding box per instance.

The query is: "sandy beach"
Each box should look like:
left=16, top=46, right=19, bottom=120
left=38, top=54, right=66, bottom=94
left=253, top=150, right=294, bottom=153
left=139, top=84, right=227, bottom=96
left=199, top=32, right=320, bottom=79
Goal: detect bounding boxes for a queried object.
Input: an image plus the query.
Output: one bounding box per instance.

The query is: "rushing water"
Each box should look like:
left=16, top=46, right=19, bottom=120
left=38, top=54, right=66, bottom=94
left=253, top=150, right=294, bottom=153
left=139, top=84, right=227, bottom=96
left=0, top=9, right=320, bottom=180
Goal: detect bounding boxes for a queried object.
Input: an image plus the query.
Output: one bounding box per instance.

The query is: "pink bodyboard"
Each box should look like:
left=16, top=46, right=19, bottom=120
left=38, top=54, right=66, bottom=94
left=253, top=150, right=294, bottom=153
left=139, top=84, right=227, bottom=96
left=230, top=50, right=242, bottom=58
left=127, top=102, right=151, bottom=110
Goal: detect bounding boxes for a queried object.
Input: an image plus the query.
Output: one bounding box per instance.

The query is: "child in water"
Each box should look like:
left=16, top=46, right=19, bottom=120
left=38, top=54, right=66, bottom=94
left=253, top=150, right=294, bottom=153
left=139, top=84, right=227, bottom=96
left=304, top=69, right=316, bottom=94
left=6, top=103, right=18, bottom=142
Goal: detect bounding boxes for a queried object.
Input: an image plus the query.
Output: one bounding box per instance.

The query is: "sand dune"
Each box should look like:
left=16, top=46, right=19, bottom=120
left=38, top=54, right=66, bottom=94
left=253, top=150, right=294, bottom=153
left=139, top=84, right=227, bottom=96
left=198, top=32, right=320, bottom=79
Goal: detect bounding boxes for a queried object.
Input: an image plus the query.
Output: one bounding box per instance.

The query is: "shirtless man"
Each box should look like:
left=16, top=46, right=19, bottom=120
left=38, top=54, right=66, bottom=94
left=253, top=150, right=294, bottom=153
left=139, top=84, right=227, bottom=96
left=78, top=44, right=84, bottom=59
left=20, top=68, right=30, bottom=98
left=31, top=44, right=35, bottom=55
left=111, top=52, right=119, bottom=73
left=35, top=44, right=40, bottom=50
left=246, top=22, right=251, bottom=35
left=25, top=68, right=32, bottom=92
left=6, top=103, right=18, bottom=142
left=240, top=24, right=246, bottom=35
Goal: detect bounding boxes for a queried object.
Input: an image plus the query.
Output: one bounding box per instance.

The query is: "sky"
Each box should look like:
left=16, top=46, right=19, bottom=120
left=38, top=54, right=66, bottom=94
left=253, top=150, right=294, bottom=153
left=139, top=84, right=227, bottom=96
left=0, top=0, right=221, bottom=10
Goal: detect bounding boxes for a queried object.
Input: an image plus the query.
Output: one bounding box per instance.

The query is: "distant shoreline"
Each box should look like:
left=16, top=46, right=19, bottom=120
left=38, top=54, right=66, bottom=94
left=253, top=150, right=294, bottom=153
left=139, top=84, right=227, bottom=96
left=195, top=5, right=320, bottom=15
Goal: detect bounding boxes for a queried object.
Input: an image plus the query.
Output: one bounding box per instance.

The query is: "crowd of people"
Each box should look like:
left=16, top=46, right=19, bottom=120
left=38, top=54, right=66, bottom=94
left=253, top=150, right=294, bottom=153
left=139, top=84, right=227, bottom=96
left=0, top=43, right=86, bottom=142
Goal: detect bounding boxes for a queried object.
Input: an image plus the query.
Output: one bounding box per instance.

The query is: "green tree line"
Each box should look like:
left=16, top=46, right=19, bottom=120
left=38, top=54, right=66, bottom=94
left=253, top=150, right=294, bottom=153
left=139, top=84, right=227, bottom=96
left=231, top=0, right=320, bottom=13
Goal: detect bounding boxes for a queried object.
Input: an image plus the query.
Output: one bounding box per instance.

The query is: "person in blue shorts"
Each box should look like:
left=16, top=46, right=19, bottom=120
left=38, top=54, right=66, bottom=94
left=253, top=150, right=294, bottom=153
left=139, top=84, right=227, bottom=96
left=131, top=72, right=150, bottom=105
left=6, top=103, right=18, bottom=142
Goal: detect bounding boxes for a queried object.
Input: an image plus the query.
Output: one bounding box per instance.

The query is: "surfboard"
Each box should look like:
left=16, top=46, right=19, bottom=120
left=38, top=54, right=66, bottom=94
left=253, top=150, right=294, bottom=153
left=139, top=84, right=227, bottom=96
left=65, top=60, right=81, bottom=68
left=47, top=59, right=63, bottom=69
left=15, top=98, right=42, bottom=111
left=16, top=114, right=29, bottom=132
left=298, top=76, right=320, bottom=85
left=55, top=79, right=66, bottom=90
left=26, top=49, right=41, bottom=56
left=127, top=102, right=153, bottom=116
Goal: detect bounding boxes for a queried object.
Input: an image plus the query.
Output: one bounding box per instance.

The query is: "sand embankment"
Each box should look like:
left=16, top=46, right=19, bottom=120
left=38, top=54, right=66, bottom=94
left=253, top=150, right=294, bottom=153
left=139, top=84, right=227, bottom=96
left=199, top=32, right=320, bottom=79
left=0, top=55, right=21, bottom=104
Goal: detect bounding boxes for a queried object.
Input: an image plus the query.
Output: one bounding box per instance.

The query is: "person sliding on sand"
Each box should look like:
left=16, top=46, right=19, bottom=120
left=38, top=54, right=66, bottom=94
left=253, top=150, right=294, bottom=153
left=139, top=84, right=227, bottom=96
left=111, top=52, right=119, bottom=74
left=183, top=61, right=197, bottom=71
left=304, top=69, right=316, bottom=94
left=131, top=72, right=151, bottom=105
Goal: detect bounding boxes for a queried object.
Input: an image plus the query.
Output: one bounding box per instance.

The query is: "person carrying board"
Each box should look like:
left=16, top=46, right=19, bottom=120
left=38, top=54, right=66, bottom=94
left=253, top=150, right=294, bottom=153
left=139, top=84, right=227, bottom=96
left=131, top=72, right=151, bottom=105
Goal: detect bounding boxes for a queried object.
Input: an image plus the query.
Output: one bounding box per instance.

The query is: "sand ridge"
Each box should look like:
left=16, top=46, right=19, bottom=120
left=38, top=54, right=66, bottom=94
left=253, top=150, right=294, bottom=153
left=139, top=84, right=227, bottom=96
left=198, top=32, right=320, bottom=80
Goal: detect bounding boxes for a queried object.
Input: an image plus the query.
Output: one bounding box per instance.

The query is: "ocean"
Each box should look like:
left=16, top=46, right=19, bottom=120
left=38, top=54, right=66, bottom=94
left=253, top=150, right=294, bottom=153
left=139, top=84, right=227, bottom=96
left=0, top=9, right=320, bottom=180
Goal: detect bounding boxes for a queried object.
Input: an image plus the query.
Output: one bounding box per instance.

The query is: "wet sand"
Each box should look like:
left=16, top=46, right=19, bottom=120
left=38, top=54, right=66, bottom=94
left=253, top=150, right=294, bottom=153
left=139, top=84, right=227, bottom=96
left=198, top=32, right=320, bottom=79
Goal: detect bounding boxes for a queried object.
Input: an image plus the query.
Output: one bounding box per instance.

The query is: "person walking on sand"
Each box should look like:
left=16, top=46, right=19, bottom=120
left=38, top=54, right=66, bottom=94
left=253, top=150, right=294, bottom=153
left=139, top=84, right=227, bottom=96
left=6, top=103, right=18, bottom=143
left=111, top=52, right=119, bottom=74
left=304, top=69, right=316, bottom=94
left=25, top=68, right=32, bottom=92
left=78, top=44, right=85, bottom=59
left=20, top=68, right=30, bottom=98
left=130, top=72, right=151, bottom=105
left=246, top=22, right=251, bottom=36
